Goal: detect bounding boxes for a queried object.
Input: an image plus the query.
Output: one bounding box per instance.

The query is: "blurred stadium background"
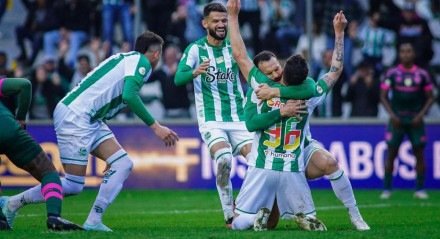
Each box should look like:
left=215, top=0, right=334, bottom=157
left=0, top=0, right=439, bottom=237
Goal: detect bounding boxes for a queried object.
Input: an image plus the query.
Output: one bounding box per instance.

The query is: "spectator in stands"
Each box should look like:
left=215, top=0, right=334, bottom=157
left=57, top=39, right=92, bottom=89
left=315, top=48, right=347, bottom=117
left=102, top=0, right=134, bottom=57
left=182, top=0, right=205, bottom=45
left=15, top=0, right=59, bottom=66
left=345, top=60, right=379, bottom=117
left=29, top=58, right=66, bottom=119
left=263, top=0, right=300, bottom=59
left=0, top=51, right=13, bottom=77
left=142, top=0, right=176, bottom=39
left=149, top=45, right=192, bottom=119
left=296, top=22, right=327, bottom=77
left=356, top=10, right=394, bottom=76
left=43, top=0, right=90, bottom=68
left=394, top=2, right=433, bottom=68
left=239, top=0, right=262, bottom=54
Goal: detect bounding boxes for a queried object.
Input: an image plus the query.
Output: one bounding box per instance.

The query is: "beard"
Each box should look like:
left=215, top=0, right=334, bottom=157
left=208, top=28, right=226, bottom=41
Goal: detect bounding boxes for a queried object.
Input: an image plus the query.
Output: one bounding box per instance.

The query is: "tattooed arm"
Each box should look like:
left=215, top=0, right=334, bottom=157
left=321, top=11, right=348, bottom=90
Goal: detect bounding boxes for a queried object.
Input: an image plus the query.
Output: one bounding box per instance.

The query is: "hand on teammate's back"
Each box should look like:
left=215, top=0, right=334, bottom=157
left=255, top=84, right=277, bottom=100
left=150, top=122, right=179, bottom=147
left=280, top=100, right=307, bottom=120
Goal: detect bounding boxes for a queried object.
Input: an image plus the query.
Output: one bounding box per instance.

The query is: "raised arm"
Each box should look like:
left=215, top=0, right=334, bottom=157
left=0, top=78, right=32, bottom=122
left=320, top=11, right=348, bottom=90
left=227, top=0, right=254, bottom=81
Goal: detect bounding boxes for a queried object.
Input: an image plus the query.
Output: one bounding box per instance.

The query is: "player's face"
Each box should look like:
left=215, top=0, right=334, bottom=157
left=399, top=44, right=415, bottom=65
left=203, top=12, right=228, bottom=41
left=257, top=57, right=283, bottom=82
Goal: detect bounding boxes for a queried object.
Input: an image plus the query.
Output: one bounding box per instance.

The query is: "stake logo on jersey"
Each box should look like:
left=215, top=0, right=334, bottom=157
left=205, top=66, right=235, bottom=83
left=178, top=37, right=245, bottom=123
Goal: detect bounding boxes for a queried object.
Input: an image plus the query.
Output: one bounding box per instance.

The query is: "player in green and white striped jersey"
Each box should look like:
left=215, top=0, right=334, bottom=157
left=228, top=1, right=344, bottom=230
left=175, top=2, right=316, bottom=226
left=253, top=52, right=370, bottom=231
left=5, top=31, right=179, bottom=232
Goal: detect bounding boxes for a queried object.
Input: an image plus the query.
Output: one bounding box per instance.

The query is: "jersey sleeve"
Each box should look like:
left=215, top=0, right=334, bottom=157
left=247, top=66, right=273, bottom=88
left=124, top=53, right=152, bottom=85
left=244, top=89, right=282, bottom=132
left=175, top=43, right=199, bottom=86
left=420, top=69, right=434, bottom=92
left=248, top=66, right=321, bottom=99
left=122, top=78, right=155, bottom=126
left=381, top=68, right=395, bottom=91
left=0, top=78, right=32, bottom=120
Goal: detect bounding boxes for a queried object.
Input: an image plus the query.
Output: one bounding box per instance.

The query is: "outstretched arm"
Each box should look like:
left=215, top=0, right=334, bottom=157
left=227, top=0, right=254, bottom=81
left=320, top=11, right=347, bottom=90
left=123, top=77, right=179, bottom=146
left=0, top=78, right=32, bottom=121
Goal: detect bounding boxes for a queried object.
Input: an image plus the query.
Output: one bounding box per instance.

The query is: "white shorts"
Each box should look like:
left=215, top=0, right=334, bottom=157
left=199, top=121, right=253, bottom=155
left=53, top=103, right=115, bottom=166
left=303, top=139, right=325, bottom=168
left=235, top=167, right=316, bottom=218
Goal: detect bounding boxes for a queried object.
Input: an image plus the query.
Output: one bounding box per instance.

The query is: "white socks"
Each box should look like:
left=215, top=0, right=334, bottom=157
left=85, top=150, right=133, bottom=225
left=231, top=213, right=255, bottom=230
left=328, top=169, right=357, bottom=210
left=8, top=173, right=85, bottom=212
left=214, top=147, right=234, bottom=221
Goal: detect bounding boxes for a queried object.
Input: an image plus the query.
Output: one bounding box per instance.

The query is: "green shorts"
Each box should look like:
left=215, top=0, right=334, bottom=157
left=385, top=120, right=426, bottom=148
left=0, top=114, right=42, bottom=168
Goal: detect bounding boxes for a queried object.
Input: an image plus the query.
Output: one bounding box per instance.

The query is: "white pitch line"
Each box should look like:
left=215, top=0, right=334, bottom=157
left=16, top=202, right=438, bottom=218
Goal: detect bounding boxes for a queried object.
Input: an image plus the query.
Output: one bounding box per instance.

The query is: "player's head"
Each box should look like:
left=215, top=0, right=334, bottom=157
left=253, top=51, right=283, bottom=82
left=134, top=31, right=164, bottom=68
left=398, top=42, right=415, bottom=65
left=283, top=54, right=309, bottom=86
left=202, top=2, right=227, bottom=41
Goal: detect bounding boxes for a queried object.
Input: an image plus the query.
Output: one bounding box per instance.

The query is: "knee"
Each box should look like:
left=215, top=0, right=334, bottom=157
left=62, top=174, right=85, bottom=195
left=324, top=156, right=339, bottom=175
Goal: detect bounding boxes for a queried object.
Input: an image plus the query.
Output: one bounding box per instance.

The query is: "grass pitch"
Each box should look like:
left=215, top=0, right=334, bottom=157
left=1, top=189, right=439, bottom=239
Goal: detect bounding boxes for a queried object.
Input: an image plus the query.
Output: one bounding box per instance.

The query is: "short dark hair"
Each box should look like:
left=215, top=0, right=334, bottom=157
left=253, top=51, right=276, bottom=67
left=283, top=55, right=309, bottom=86
left=77, top=54, right=90, bottom=63
left=134, top=31, right=164, bottom=54
left=203, top=2, right=227, bottom=18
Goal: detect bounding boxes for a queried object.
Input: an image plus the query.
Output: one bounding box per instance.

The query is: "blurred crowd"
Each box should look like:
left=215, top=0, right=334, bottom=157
left=0, top=0, right=439, bottom=120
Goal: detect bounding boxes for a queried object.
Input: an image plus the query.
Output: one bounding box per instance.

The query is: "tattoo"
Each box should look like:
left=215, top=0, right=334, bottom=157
left=330, top=66, right=339, bottom=72
left=335, top=36, right=344, bottom=62
left=323, top=74, right=335, bottom=89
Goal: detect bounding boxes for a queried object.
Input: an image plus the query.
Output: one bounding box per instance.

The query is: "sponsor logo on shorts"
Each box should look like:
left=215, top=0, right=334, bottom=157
left=79, top=147, right=87, bottom=157
left=204, top=132, right=211, bottom=140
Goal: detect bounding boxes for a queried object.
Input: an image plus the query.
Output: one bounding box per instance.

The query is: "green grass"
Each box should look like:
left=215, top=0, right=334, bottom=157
left=1, top=189, right=439, bottom=238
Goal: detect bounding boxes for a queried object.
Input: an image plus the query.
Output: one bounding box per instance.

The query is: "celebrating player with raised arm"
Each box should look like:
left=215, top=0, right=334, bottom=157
left=1, top=31, right=179, bottom=232
left=174, top=2, right=315, bottom=227
left=0, top=78, right=83, bottom=231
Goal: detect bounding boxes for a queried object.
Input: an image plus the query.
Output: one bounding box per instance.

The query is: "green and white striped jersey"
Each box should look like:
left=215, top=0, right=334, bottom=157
left=61, top=51, right=152, bottom=122
left=178, top=37, right=246, bottom=123
left=245, top=72, right=329, bottom=172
